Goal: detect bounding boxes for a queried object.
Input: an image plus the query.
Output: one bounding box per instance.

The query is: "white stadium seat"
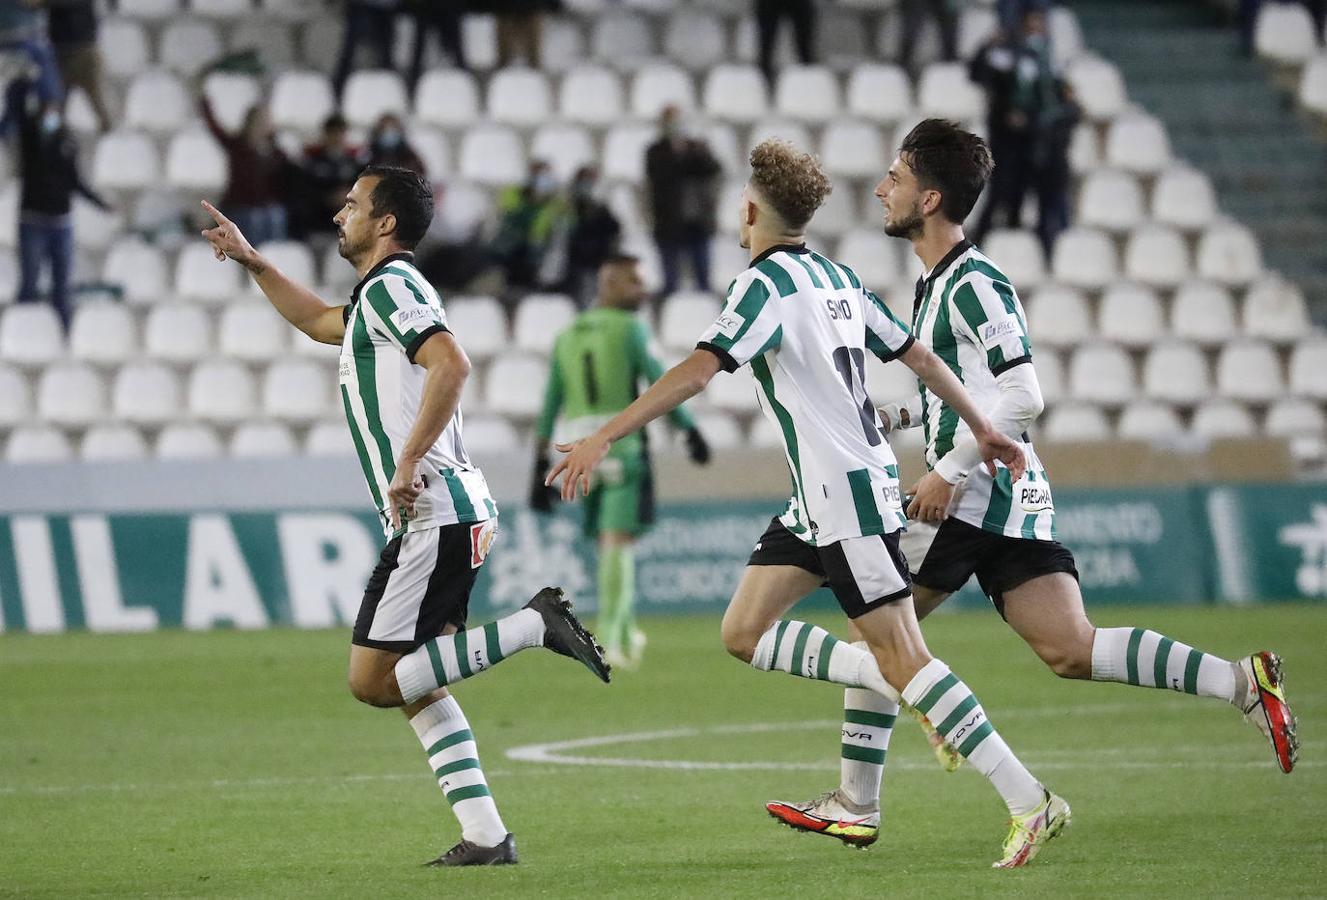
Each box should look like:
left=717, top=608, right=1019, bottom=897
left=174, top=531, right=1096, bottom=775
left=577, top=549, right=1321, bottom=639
left=5, top=426, right=74, bottom=464
left=81, top=425, right=150, bottom=462
left=0, top=305, right=64, bottom=368
left=747, top=119, right=813, bottom=156
left=232, top=19, right=296, bottom=70
left=1151, top=167, right=1218, bottom=231
left=805, top=181, right=856, bottom=237
left=1265, top=398, right=1326, bottom=436
left=821, top=120, right=885, bottom=178
left=93, top=131, right=161, bottom=191
left=202, top=73, right=262, bottom=134
left=165, top=130, right=228, bottom=192
left=145, top=305, right=213, bottom=362
left=176, top=243, right=243, bottom=304
left=485, top=354, right=549, bottom=419
left=415, top=71, right=481, bottom=129
left=837, top=229, right=901, bottom=290
left=1255, top=1, right=1318, bottom=63
left=124, top=71, right=191, bottom=134
left=1288, top=339, right=1327, bottom=399
left=663, top=12, right=726, bottom=71
left=702, top=65, right=769, bottom=124
left=1191, top=400, right=1258, bottom=440
left=118, top=0, right=179, bottom=20
left=981, top=230, right=1045, bottom=290
left=102, top=18, right=151, bottom=79
left=219, top=304, right=291, bottom=362
left=1069, top=344, right=1136, bottom=406
left=1124, top=224, right=1190, bottom=289
left=1244, top=276, right=1311, bottom=343
left=1066, top=56, right=1127, bottom=122
left=37, top=364, right=107, bottom=427
left=305, top=420, right=354, bottom=457
left=70, top=302, right=138, bottom=366
left=917, top=62, right=985, bottom=120
left=692, top=412, right=744, bottom=450
left=487, top=68, right=553, bottom=127
left=1050, top=227, right=1117, bottom=290
left=1042, top=404, right=1111, bottom=442
left=434, top=181, right=493, bottom=240
left=1299, top=53, right=1327, bottom=115
left=1171, top=281, right=1238, bottom=346
left=660, top=292, right=719, bottom=353
left=189, top=0, right=251, bottom=18
left=542, top=17, right=588, bottom=73
left=188, top=360, right=258, bottom=424
left=270, top=71, right=335, bottom=133
left=1196, top=223, right=1263, bottom=286
left=774, top=66, right=842, bottom=123
left=513, top=294, right=577, bottom=354
left=631, top=64, right=697, bottom=118
left=158, top=19, right=224, bottom=77
left=1068, top=122, right=1100, bottom=173
left=445, top=296, right=508, bottom=360
left=0, top=364, right=31, bottom=427
left=262, top=359, right=332, bottom=424
left=1142, top=343, right=1210, bottom=405
left=1215, top=341, right=1284, bottom=403
left=1105, top=112, right=1171, bottom=175
left=602, top=123, right=658, bottom=184
left=156, top=423, right=224, bottom=459
left=1078, top=170, right=1144, bottom=232
left=957, top=6, right=1000, bottom=59
left=846, top=64, right=913, bottom=123
left=591, top=13, right=656, bottom=69
left=707, top=366, right=759, bottom=414
left=1032, top=349, right=1066, bottom=405
left=343, top=70, right=408, bottom=129
left=530, top=125, right=596, bottom=182
left=230, top=422, right=298, bottom=458
left=462, top=416, right=521, bottom=455
left=1118, top=402, right=1186, bottom=441
left=458, top=125, right=526, bottom=187
left=254, top=242, right=317, bottom=291
left=560, top=66, right=624, bottom=126
left=1098, top=283, right=1164, bottom=348
left=1027, top=284, right=1091, bottom=348
left=113, top=362, right=183, bottom=425
left=409, top=128, right=451, bottom=180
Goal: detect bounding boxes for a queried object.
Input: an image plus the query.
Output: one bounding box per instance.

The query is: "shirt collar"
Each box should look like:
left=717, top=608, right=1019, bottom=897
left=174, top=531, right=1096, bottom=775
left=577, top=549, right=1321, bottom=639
left=748, top=242, right=808, bottom=268
left=349, top=251, right=415, bottom=303
left=914, top=239, right=973, bottom=324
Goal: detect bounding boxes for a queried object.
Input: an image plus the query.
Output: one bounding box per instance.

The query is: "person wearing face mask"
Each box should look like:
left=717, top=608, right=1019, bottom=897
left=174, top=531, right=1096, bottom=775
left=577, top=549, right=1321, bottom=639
left=367, top=113, right=427, bottom=177
left=0, top=75, right=109, bottom=329
left=490, top=160, right=567, bottom=293
left=645, top=106, right=722, bottom=299
left=560, top=166, right=622, bottom=306
left=202, top=95, right=291, bottom=246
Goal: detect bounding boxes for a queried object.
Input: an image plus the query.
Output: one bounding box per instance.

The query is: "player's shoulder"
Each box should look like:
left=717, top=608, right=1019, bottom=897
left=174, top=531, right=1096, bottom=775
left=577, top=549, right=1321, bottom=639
left=950, top=246, right=1014, bottom=293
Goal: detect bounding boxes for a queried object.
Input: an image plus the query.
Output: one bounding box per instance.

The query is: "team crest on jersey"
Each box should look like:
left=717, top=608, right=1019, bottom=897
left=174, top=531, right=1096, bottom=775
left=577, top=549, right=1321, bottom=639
left=715, top=312, right=745, bottom=338
left=392, top=306, right=435, bottom=330
left=470, top=519, right=498, bottom=568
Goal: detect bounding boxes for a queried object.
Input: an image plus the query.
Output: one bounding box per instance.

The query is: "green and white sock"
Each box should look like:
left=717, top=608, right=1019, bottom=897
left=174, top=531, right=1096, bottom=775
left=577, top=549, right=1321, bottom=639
left=839, top=646, right=898, bottom=808
left=1091, top=627, right=1238, bottom=702
left=395, top=609, right=544, bottom=704
left=751, top=621, right=899, bottom=700
left=903, top=659, right=1043, bottom=816
left=410, top=695, right=507, bottom=847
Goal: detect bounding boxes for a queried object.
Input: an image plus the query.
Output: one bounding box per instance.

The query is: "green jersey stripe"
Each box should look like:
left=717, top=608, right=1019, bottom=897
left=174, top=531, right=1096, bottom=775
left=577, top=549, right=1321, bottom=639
left=982, top=468, right=1014, bottom=533
left=809, top=251, right=846, bottom=290
left=351, top=311, right=398, bottom=485
left=755, top=259, right=797, bottom=297
left=1020, top=513, right=1038, bottom=539
left=426, top=728, right=474, bottom=757
left=841, top=743, right=887, bottom=764
left=364, top=281, right=413, bottom=346
left=434, top=757, right=482, bottom=779
left=442, top=468, right=477, bottom=521
left=445, top=784, right=492, bottom=805
left=847, top=468, right=884, bottom=534
left=915, top=672, right=960, bottom=715
left=752, top=355, right=810, bottom=531
left=715, top=278, right=772, bottom=351
left=845, top=709, right=897, bottom=728
left=788, top=253, right=825, bottom=289
left=930, top=293, right=962, bottom=460
left=340, top=385, right=384, bottom=510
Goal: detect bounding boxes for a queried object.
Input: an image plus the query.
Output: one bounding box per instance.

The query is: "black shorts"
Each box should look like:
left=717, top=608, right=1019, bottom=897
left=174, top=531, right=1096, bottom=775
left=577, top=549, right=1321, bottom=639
left=906, top=516, right=1078, bottom=617
left=351, top=520, right=497, bottom=653
left=747, top=517, right=913, bottom=619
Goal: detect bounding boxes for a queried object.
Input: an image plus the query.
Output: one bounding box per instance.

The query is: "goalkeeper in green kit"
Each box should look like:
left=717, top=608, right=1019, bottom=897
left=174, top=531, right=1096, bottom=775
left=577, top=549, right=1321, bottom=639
left=532, top=254, right=711, bottom=669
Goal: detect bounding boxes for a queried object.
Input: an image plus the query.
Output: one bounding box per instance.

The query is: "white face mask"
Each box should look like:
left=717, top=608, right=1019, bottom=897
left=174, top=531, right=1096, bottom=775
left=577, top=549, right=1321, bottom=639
left=39, top=109, right=61, bottom=136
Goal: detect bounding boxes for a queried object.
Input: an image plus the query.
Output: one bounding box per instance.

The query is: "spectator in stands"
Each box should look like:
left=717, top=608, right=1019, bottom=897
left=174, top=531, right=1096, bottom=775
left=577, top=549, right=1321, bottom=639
left=472, top=0, right=556, bottom=69
left=753, top=0, right=816, bottom=86
left=1, top=76, right=109, bottom=330
left=645, top=106, right=721, bottom=298
left=1031, top=78, right=1080, bottom=257
left=899, top=0, right=959, bottom=74
left=490, top=159, right=565, bottom=293
left=365, top=112, right=426, bottom=176
left=405, top=0, right=467, bottom=87
left=997, top=0, right=1050, bottom=32
left=0, top=0, right=62, bottom=107
left=46, top=0, right=109, bottom=133
left=202, top=96, right=290, bottom=246
left=560, top=166, right=622, bottom=306
left=296, top=113, right=366, bottom=239
left=331, top=0, right=400, bottom=101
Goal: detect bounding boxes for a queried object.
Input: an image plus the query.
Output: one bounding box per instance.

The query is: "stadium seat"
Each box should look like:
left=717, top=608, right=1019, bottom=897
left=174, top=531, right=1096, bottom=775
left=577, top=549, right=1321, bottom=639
left=230, top=422, right=298, bottom=458
left=102, top=18, right=151, bottom=79
left=458, top=125, right=526, bottom=187
left=980, top=230, right=1045, bottom=290
left=1266, top=397, right=1326, bottom=436
left=1171, top=281, right=1238, bottom=346
left=774, top=66, right=842, bottom=123
left=707, top=366, right=759, bottom=414
left=1298, top=53, right=1327, bottom=115
left=1049, top=6, right=1086, bottom=65
left=660, top=292, right=719, bottom=353
left=1191, top=400, right=1258, bottom=440
left=254, top=242, right=317, bottom=291
left=304, top=419, right=354, bottom=456
left=1124, top=224, right=1190, bottom=289
left=262, top=0, right=315, bottom=20
left=231, top=18, right=297, bottom=70
left=37, top=364, right=107, bottom=427
left=0, top=305, right=64, bottom=368
left=219, top=304, right=291, bottom=361
left=433, top=180, right=493, bottom=241
left=1196, top=223, right=1263, bottom=286
left=113, top=362, right=182, bottom=426
left=630, top=64, right=697, bottom=118
left=72, top=200, right=124, bottom=252
left=845, top=64, right=913, bottom=124
left=702, top=65, right=769, bottom=124
left=70, top=302, right=138, bottom=366
left=957, top=5, right=1000, bottom=59
left=1151, top=166, right=1218, bottom=232
left=917, top=63, right=985, bottom=120
left=748, top=118, right=813, bottom=157
left=124, top=71, right=191, bottom=134
left=692, top=411, right=744, bottom=450
left=165, top=130, right=229, bottom=192
left=487, top=68, right=554, bottom=127
left=409, top=127, right=451, bottom=179
left=513, top=294, right=577, bottom=354
left=697, top=121, right=742, bottom=173
left=415, top=70, right=481, bottom=129
left=591, top=12, right=656, bottom=69
left=541, top=16, right=587, bottom=73
left=1068, top=122, right=1100, bottom=173
left=663, top=12, right=726, bottom=71
left=1050, top=227, right=1117, bottom=290
left=837, top=229, right=901, bottom=290
left=176, top=243, right=243, bottom=304
left=821, top=120, right=885, bottom=178
left=202, top=72, right=262, bottom=133
left=144, top=305, right=213, bottom=363
left=343, top=70, right=408, bottom=129
left=1255, top=1, right=1318, bottom=63
left=459, top=14, right=498, bottom=70
left=92, top=131, right=161, bottom=191
left=1042, top=404, right=1111, bottom=442
left=0, top=364, right=31, bottom=427
left=602, top=123, right=658, bottom=184
left=1031, top=349, right=1065, bottom=405
left=1068, top=344, right=1136, bottom=406
left=1077, top=170, right=1144, bottom=232
left=559, top=66, right=624, bottom=126
left=1066, top=56, right=1127, bottom=122
left=1026, top=284, right=1091, bottom=348
left=1288, top=338, right=1327, bottom=399
left=262, top=359, right=331, bottom=424
left=118, top=0, right=179, bottom=20
left=158, top=19, right=223, bottom=77
left=807, top=187, right=856, bottom=238
left=1098, top=284, right=1164, bottom=348
left=1105, top=113, right=1172, bottom=175
left=484, top=354, right=548, bottom=419
left=1142, top=343, right=1210, bottom=405
left=5, top=426, right=74, bottom=463
left=530, top=125, right=596, bottom=181
left=270, top=71, right=336, bottom=133
left=1244, top=276, right=1311, bottom=343
left=462, top=416, right=521, bottom=455
left=1215, top=341, right=1284, bottom=403
left=0, top=183, right=15, bottom=248
left=188, top=0, right=251, bottom=18
left=444, top=296, right=508, bottom=360
left=80, top=424, right=150, bottom=462
left=1117, top=402, right=1185, bottom=441
left=156, top=423, right=224, bottom=459
left=188, top=360, right=257, bottom=425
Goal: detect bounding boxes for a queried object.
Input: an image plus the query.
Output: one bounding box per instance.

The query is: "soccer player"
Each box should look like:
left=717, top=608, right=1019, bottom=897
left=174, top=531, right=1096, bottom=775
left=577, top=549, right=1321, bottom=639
left=766, top=119, right=1299, bottom=847
left=548, top=140, right=1069, bottom=868
left=531, top=254, right=711, bottom=669
left=200, top=165, right=610, bottom=867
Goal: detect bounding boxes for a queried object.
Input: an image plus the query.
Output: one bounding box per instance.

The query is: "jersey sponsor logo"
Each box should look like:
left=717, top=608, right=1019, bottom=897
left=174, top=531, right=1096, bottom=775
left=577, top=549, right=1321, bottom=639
left=392, top=305, right=436, bottom=330
left=470, top=519, right=498, bottom=568
left=338, top=356, right=352, bottom=380
left=980, top=315, right=1020, bottom=346
left=1019, top=485, right=1054, bottom=513
left=714, top=311, right=745, bottom=338
left=881, top=484, right=901, bottom=504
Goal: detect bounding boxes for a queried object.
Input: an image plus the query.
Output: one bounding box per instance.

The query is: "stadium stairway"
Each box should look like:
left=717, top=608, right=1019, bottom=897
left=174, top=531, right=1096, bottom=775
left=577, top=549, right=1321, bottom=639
left=1073, top=0, right=1327, bottom=323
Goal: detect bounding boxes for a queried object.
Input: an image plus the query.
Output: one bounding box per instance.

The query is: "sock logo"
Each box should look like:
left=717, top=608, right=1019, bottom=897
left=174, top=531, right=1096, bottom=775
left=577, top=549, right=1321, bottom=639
left=951, top=711, right=985, bottom=744
left=842, top=729, right=874, bottom=740
left=474, top=649, right=486, bottom=671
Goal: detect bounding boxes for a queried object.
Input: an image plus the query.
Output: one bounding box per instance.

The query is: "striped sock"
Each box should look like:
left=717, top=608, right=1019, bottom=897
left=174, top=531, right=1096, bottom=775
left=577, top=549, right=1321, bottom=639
left=1091, top=627, right=1237, bottom=702
left=395, top=609, right=544, bottom=704
left=409, top=695, right=507, bottom=847
left=903, top=659, right=1043, bottom=816
left=839, top=647, right=898, bottom=808
left=750, top=621, right=899, bottom=700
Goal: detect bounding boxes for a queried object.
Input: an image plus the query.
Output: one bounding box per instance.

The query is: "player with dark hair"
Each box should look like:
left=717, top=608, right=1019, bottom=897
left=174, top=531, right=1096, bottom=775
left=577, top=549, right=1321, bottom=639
left=200, top=165, right=610, bottom=868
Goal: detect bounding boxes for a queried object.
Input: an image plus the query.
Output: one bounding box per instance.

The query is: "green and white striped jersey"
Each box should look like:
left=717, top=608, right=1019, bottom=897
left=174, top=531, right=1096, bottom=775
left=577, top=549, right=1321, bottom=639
left=697, top=244, right=915, bottom=547
left=338, top=253, right=497, bottom=537
left=912, top=240, right=1055, bottom=540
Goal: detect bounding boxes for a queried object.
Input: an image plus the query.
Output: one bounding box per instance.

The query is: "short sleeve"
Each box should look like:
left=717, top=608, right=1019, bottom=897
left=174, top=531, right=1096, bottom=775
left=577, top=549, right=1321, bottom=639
left=949, top=276, right=1031, bottom=374
left=695, top=271, right=782, bottom=372
left=861, top=289, right=915, bottom=362
left=361, top=273, right=449, bottom=362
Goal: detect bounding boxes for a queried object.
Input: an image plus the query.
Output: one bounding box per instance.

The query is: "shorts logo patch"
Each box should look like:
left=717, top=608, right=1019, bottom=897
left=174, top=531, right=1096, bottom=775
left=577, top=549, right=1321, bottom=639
left=470, top=520, right=498, bottom=568
left=980, top=315, right=1020, bottom=346
left=392, top=305, right=436, bottom=331
left=715, top=311, right=745, bottom=338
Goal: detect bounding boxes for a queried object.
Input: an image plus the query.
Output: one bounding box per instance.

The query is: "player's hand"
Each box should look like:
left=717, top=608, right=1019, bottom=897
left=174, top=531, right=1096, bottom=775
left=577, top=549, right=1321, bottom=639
left=528, top=451, right=556, bottom=513
left=386, top=458, right=425, bottom=531
left=684, top=427, right=710, bottom=465
left=906, top=471, right=956, bottom=522
left=200, top=200, right=261, bottom=271
left=974, top=425, right=1026, bottom=480
left=546, top=435, right=611, bottom=502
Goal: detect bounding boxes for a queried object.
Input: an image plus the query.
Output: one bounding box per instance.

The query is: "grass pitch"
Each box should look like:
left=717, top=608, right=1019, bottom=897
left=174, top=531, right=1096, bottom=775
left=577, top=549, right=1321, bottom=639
left=2, top=604, right=1324, bottom=898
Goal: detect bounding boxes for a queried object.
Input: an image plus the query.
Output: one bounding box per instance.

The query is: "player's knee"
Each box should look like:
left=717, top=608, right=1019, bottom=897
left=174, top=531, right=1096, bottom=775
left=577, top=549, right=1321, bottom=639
left=720, top=618, right=757, bottom=663
left=1040, top=646, right=1091, bottom=680
left=347, top=671, right=397, bottom=707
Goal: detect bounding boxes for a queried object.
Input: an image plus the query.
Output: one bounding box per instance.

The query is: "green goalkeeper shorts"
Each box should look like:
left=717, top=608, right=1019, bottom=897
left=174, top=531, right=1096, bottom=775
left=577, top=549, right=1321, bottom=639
left=583, top=454, right=655, bottom=538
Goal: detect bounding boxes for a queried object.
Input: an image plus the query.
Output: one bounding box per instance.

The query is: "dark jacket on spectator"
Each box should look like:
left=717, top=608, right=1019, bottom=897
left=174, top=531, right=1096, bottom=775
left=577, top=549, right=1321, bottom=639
left=645, top=137, right=721, bottom=241
left=201, top=98, right=289, bottom=210
left=2, top=78, right=105, bottom=217
left=46, top=0, right=98, bottom=46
